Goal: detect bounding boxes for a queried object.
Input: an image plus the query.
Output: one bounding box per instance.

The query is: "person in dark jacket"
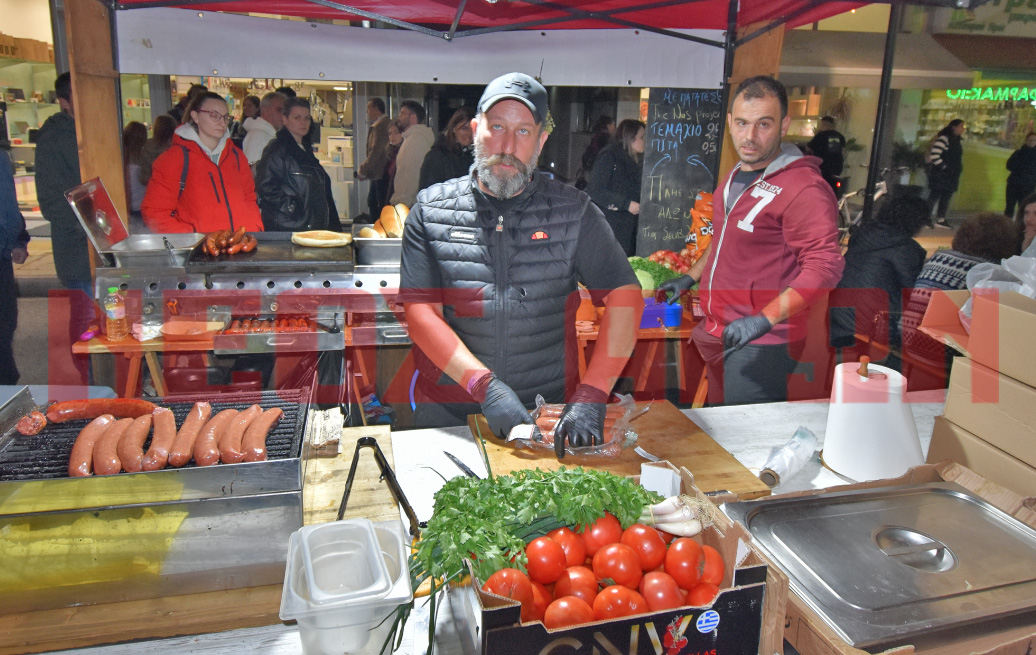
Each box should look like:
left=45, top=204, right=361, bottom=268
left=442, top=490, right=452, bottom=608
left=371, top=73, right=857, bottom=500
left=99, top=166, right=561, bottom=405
left=139, top=114, right=176, bottom=188
left=575, top=116, right=615, bottom=190
left=419, top=107, right=474, bottom=191
left=806, top=116, right=846, bottom=197
left=1005, top=132, right=1036, bottom=218
left=230, top=94, right=260, bottom=149
left=926, top=119, right=965, bottom=228
left=0, top=150, right=29, bottom=384
left=829, top=193, right=930, bottom=369
left=255, top=97, right=341, bottom=232
left=586, top=119, right=645, bottom=256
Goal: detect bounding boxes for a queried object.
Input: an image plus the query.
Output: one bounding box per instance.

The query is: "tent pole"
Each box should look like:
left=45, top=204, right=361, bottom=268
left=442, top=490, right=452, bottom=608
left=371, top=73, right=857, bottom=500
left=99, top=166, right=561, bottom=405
left=861, top=3, right=904, bottom=223
left=716, top=0, right=737, bottom=167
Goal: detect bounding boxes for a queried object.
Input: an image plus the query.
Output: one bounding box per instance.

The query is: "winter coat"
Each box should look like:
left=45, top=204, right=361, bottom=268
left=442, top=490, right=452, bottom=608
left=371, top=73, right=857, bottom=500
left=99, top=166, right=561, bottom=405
left=700, top=144, right=844, bottom=345
left=926, top=133, right=964, bottom=194
left=34, top=111, right=89, bottom=284
left=0, top=151, right=30, bottom=258
left=255, top=129, right=341, bottom=233
left=586, top=142, right=642, bottom=256
left=139, top=138, right=172, bottom=187
left=390, top=123, right=435, bottom=207
left=1006, top=144, right=1036, bottom=192
left=141, top=124, right=262, bottom=234
left=358, top=115, right=391, bottom=180
left=241, top=117, right=278, bottom=165
left=418, top=134, right=474, bottom=191
left=829, top=222, right=926, bottom=348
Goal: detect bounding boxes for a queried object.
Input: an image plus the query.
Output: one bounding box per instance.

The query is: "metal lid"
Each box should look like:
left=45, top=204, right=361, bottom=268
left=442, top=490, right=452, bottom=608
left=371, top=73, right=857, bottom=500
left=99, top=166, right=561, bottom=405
left=64, top=177, right=129, bottom=253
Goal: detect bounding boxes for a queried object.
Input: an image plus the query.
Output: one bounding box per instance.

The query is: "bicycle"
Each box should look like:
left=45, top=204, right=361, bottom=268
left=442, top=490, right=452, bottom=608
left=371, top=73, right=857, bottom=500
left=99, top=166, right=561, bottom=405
left=836, top=165, right=910, bottom=244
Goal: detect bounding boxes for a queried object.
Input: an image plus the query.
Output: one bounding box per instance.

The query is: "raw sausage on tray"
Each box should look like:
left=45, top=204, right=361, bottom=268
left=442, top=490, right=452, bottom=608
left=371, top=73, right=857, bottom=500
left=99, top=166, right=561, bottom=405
left=167, top=402, right=212, bottom=467
left=242, top=407, right=283, bottom=462
left=117, top=414, right=153, bottom=473
left=47, top=398, right=157, bottom=423
left=68, top=415, right=116, bottom=477
left=142, top=407, right=177, bottom=471
left=193, top=409, right=239, bottom=467
left=93, top=418, right=134, bottom=476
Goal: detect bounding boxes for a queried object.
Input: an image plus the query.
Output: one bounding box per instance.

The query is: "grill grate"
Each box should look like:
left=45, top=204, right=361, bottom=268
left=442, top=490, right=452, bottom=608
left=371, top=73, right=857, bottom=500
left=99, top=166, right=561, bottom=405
left=0, top=389, right=308, bottom=482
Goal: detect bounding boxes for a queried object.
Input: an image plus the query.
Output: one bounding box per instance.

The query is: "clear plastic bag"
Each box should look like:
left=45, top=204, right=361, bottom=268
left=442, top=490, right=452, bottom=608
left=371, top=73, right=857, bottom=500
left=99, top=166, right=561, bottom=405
left=505, top=394, right=647, bottom=458
left=759, top=426, right=818, bottom=487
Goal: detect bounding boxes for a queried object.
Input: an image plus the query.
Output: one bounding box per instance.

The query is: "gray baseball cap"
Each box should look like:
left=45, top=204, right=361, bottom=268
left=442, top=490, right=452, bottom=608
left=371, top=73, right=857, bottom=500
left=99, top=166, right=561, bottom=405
left=477, top=72, right=548, bottom=125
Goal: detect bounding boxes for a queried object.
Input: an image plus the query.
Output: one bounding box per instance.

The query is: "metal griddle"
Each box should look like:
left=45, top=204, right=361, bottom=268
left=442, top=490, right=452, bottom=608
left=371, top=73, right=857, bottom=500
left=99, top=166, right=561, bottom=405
left=723, top=482, right=1036, bottom=651
left=185, top=231, right=353, bottom=275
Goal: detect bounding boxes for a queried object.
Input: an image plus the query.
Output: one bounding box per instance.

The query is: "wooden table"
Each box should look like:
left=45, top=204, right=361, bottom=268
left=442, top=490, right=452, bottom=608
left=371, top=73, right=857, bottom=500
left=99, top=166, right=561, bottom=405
left=72, top=335, right=214, bottom=398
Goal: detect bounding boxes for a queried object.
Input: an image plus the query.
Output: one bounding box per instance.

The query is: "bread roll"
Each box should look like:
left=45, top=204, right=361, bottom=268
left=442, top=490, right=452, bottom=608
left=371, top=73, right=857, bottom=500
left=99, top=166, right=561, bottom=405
left=378, top=204, right=407, bottom=238
left=357, top=226, right=380, bottom=239
left=372, top=220, right=388, bottom=237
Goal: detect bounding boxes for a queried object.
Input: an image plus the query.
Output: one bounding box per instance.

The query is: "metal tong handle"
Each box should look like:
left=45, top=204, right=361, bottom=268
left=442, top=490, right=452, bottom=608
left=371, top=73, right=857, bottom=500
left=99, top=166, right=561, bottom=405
left=338, top=436, right=421, bottom=537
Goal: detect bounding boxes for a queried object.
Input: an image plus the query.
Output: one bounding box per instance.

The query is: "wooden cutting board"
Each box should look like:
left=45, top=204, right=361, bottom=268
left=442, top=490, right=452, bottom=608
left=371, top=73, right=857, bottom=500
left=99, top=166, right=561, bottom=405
left=470, top=400, right=771, bottom=500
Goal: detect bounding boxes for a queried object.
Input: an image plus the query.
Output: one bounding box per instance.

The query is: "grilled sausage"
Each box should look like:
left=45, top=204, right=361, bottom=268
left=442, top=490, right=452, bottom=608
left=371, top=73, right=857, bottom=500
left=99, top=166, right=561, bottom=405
left=240, top=235, right=258, bottom=253
left=167, top=402, right=213, bottom=467
left=242, top=408, right=283, bottom=462
left=142, top=407, right=177, bottom=471
left=193, top=409, right=239, bottom=467
left=117, top=414, right=153, bottom=473
left=229, top=226, right=246, bottom=245
left=17, top=411, right=47, bottom=435
left=68, top=414, right=116, bottom=477
left=47, top=398, right=157, bottom=423
left=226, top=241, right=245, bottom=255
left=93, top=417, right=134, bottom=475
left=219, top=404, right=262, bottom=463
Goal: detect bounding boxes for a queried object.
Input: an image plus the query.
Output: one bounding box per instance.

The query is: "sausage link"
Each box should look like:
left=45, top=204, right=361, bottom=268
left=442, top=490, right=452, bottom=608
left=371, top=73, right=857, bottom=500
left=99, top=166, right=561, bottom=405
left=193, top=409, right=239, bottom=467
left=142, top=407, right=177, bottom=471
left=225, top=241, right=244, bottom=255
left=206, top=233, right=218, bottom=255
left=68, top=415, right=116, bottom=477
left=240, top=235, right=258, bottom=253
left=117, top=414, right=153, bottom=473
left=93, top=418, right=135, bottom=476
left=167, top=402, right=213, bottom=467
left=219, top=404, right=262, bottom=463
left=229, top=226, right=246, bottom=245
left=47, top=398, right=157, bottom=423
left=17, top=411, right=47, bottom=435
left=242, top=408, right=283, bottom=462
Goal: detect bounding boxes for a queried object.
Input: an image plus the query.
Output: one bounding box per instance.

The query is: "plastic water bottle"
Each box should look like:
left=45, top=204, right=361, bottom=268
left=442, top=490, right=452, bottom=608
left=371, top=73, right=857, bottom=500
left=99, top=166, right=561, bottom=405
left=103, top=287, right=129, bottom=342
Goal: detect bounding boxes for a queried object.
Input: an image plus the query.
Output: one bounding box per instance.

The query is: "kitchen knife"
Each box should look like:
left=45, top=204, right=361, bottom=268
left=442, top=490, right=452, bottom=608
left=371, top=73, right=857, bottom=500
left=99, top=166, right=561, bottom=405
left=443, top=451, right=480, bottom=479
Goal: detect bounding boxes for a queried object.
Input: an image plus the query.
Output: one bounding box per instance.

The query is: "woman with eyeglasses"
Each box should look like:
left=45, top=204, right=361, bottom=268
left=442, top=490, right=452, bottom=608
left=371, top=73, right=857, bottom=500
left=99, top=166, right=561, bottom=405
left=255, top=97, right=341, bottom=232
left=141, top=91, right=262, bottom=234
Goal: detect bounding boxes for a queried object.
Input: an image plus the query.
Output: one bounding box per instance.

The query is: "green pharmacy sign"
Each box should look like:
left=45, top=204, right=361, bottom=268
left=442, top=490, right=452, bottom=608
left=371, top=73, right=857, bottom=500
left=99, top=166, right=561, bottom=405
left=946, top=86, right=1036, bottom=101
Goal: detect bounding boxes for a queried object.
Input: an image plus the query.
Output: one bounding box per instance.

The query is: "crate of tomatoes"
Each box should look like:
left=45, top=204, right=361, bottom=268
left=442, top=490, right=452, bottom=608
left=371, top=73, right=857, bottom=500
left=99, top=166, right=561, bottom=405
left=426, top=463, right=786, bottom=655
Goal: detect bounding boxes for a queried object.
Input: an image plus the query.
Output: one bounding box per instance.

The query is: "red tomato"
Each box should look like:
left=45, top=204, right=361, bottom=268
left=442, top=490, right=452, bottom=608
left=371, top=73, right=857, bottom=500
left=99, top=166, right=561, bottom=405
left=656, top=528, right=676, bottom=545
left=525, top=536, right=567, bottom=584
left=593, top=542, right=642, bottom=589
left=592, top=584, right=649, bottom=621
left=548, top=527, right=587, bottom=568
left=620, top=523, right=667, bottom=571
left=687, top=582, right=720, bottom=606
left=553, top=566, right=599, bottom=605
left=526, top=581, right=552, bottom=623
left=481, top=567, right=533, bottom=604
left=544, top=596, right=595, bottom=630
left=665, top=538, right=703, bottom=590
left=639, top=571, right=686, bottom=612
left=580, top=512, right=622, bottom=557
left=699, top=545, right=724, bottom=586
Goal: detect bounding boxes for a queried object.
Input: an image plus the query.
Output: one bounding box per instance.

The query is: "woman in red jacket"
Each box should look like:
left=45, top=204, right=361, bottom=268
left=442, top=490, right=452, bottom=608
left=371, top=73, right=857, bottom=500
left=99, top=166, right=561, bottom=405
left=141, top=92, right=263, bottom=234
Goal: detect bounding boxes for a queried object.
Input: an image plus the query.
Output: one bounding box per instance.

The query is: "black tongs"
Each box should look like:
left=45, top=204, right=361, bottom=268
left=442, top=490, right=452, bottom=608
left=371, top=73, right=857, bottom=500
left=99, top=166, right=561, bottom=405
left=337, top=436, right=421, bottom=537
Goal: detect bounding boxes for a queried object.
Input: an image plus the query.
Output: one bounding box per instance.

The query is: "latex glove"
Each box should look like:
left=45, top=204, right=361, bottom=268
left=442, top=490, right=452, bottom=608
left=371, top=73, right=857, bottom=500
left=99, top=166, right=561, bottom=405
left=470, top=373, right=533, bottom=438
left=553, top=384, right=610, bottom=459
left=722, top=314, right=773, bottom=350
left=655, top=275, right=694, bottom=305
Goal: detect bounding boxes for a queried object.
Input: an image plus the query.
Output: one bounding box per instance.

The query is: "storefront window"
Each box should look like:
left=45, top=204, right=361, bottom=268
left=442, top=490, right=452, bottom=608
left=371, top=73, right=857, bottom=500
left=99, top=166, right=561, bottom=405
left=919, top=84, right=1036, bottom=149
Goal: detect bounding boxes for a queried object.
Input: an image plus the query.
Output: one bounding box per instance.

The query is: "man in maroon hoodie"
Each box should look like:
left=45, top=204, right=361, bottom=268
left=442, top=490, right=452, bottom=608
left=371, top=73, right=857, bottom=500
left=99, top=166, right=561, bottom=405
left=660, top=76, right=843, bottom=405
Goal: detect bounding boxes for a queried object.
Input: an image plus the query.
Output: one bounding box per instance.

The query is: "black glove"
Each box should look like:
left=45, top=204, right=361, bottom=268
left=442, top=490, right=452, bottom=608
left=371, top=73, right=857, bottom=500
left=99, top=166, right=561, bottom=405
left=553, top=384, right=610, bottom=459
left=722, top=314, right=773, bottom=350
left=655, top=275, right=695, bottom=305
left=470, top=373, right=533, bottom=438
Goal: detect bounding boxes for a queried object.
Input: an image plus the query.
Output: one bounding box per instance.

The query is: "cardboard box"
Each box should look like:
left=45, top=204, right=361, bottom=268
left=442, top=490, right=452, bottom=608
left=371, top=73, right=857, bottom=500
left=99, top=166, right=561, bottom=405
left=451, top=462, right=787, bottom=655
left=926, top=416, right=1036, bottom=497
left=943, top=358, right=1036, bottom=469
left=920, top=289, right=1036, bottom=389
left=754, top=462, right=1036, bottom=655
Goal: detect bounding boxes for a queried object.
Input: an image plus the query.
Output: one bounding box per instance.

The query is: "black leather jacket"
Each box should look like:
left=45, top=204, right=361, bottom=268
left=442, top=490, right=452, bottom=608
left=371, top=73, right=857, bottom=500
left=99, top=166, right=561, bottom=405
left=255, top=129, right=342, bottom=232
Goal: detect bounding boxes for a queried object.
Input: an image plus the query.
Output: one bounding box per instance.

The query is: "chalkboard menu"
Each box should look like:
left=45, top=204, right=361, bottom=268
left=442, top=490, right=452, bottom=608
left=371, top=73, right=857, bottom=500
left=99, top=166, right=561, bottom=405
left=637, top=87, right=723, bottom=256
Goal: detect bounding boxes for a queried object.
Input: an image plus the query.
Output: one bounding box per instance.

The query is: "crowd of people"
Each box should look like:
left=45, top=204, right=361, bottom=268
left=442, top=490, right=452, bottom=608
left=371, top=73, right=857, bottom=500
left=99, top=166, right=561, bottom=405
left=12, top=70, right=1036, bottom=416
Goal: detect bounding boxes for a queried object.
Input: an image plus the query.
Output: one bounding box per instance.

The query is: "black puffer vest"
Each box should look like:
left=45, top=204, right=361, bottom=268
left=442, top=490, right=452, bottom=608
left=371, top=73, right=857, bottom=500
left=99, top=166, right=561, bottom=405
left=414, top=173, right=594, bottom=404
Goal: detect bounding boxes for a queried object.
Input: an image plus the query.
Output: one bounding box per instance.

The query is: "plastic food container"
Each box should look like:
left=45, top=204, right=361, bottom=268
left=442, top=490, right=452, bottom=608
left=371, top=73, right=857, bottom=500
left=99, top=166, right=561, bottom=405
left=280, top=518, right=412, bottom=655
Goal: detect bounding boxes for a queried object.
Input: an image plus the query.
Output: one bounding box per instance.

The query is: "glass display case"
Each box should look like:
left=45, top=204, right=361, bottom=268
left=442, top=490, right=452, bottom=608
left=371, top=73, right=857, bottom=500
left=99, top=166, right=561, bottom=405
left=0, top=58, right=58, bottom=145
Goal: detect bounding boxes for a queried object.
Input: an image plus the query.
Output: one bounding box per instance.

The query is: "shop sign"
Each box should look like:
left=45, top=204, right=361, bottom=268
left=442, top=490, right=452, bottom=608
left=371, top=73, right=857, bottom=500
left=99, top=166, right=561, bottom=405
left=946, top=86, right=1036, bottom=102
left=933, top=1, right=1036, bottom=38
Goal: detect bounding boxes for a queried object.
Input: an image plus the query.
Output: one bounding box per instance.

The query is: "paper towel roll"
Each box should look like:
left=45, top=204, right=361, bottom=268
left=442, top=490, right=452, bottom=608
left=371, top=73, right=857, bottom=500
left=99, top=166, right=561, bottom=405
left=822, top=361, right=924, bottom=482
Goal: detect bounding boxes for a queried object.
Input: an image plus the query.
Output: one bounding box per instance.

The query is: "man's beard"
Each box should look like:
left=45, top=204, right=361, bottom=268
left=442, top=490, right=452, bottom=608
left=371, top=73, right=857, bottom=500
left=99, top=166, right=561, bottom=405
left=473, top=138, right=540, bottom=199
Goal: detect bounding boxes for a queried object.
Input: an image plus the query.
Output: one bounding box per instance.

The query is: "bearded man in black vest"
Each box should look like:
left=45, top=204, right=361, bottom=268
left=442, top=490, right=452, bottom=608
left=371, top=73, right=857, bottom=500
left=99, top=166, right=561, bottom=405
left=399, top=72, right=644, bottom=459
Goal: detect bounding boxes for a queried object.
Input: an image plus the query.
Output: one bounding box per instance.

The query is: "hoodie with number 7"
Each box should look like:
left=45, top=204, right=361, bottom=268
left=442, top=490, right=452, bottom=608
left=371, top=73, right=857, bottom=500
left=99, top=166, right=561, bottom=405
left=698, top=143, right=844, bottom=345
